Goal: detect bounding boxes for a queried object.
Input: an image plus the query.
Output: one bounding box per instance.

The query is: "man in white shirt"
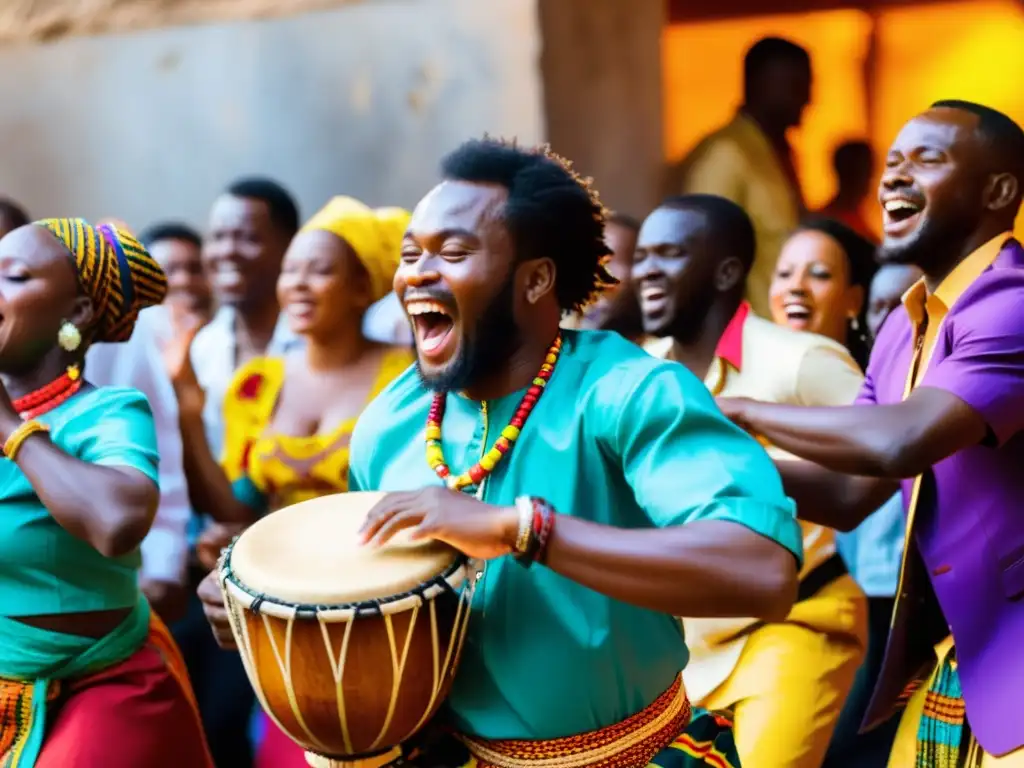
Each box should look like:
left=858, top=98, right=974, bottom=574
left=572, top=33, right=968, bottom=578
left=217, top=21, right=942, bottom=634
left=179, top=177, right=301, bottom=768
left=86, top=222, right=211, bottom=623
left=189, top=178, right=302, bottom=460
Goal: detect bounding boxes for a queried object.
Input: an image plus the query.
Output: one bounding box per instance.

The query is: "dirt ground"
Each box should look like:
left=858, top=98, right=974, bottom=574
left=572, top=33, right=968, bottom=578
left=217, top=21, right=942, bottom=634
left=0, top=0, right=358, bottom=44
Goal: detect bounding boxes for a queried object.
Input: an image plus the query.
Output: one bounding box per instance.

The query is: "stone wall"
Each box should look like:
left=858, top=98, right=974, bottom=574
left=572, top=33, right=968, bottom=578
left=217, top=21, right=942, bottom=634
left=0, top=0, right=353, bottom=43
left=538, top=0, right=665, bottom=219
left=0, top=0, right=544, bottom=228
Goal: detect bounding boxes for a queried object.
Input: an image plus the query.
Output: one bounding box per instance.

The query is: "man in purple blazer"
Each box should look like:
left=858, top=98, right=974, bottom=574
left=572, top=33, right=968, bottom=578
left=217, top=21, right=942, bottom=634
left=718, top=99, right=1024, bottom=766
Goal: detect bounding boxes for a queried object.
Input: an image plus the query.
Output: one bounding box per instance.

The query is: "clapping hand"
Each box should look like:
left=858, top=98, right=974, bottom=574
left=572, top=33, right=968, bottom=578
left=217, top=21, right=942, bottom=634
left=161, top=316, right=205, bottom=417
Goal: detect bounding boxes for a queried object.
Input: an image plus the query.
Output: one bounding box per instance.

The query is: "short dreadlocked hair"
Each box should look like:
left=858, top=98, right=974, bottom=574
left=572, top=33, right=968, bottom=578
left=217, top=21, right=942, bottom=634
left=439, top=138, right=615, bottom=313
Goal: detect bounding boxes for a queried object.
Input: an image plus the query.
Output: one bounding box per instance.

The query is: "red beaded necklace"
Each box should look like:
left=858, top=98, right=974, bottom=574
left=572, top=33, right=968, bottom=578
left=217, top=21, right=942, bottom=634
left=13, top=366, right=83, bottom=420
left=426, top=335, right=562, bottom=491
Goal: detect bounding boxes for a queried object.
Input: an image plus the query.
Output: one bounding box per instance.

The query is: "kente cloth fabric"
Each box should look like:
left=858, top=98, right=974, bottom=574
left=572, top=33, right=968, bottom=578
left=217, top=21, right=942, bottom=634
left=34, top=218, right=167, bottom=343
left=913, top=648, right=975, bottom=768
left=453, top=677, right=742, bottom=768
left=382, top=676, right=740, bottom=768
left=452, top=716, right=742, bottom=768
left=0, top=601, right=212, bottom=768
left=404, top=681, right=740, bottom=768
left=883, top=637, right=1018, bottom=767
left=300, top=196, right=411, bottom=303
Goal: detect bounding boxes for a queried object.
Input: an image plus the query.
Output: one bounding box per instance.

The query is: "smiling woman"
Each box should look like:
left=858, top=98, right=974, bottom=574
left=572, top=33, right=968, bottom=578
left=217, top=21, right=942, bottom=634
left=167, top=195, right=414, bottom=526
left=164, top=196, right=414, bottom=768
left=769, top=217, right=877, bottom=369
left=0, top=219, right=213, bottom=767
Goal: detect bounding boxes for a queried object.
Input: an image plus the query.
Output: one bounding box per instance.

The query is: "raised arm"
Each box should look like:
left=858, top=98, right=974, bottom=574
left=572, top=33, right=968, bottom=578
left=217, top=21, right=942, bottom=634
left=725, top=273, right=1024, bottom=479
left=0, top=387, right=159, bottom=558
left=164, top=325, right=259, bottom=525
left=721, top=388, right=985, bottom=478
left=774, top=458, right=898, bottom=532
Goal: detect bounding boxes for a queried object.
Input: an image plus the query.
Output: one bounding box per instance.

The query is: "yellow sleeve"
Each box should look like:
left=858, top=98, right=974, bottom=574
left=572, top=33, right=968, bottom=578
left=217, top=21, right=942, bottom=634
left=794, top=344, right=865, bottom=407
left=220, top=357, right=285, bottom=482
left=678, top=138, right=748, bottom=204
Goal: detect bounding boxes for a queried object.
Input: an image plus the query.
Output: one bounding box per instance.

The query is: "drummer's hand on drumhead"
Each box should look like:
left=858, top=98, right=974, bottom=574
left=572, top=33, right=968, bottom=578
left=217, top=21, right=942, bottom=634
left=197, top=570, right=237, bottom=650
left=359, top=487, right=519, bottom=561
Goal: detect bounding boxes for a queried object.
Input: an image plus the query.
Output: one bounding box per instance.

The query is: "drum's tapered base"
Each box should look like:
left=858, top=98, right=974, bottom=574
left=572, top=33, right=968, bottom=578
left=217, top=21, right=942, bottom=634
left=305, top=747, right=403, bottom=768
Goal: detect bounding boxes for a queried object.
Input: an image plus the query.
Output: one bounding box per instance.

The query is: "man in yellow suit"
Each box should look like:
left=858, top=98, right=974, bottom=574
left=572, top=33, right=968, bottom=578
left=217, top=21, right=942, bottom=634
left=668, top=37, right=810, bottom=318
left=638, top=194, right=867, bottom=768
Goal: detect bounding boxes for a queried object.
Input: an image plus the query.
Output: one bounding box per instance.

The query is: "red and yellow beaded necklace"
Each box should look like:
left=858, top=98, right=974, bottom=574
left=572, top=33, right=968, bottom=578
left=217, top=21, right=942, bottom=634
left=13, top=365, right=83, bottom=420
left=426, top=335, right=562, bottom=491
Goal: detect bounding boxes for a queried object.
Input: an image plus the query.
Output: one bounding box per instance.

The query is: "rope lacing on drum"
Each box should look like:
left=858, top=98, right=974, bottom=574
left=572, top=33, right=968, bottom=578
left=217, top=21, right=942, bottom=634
left=250, top=595, right=266, bottom=614
left=356, top=601, right=384, bottom=618
left=428, top=573, right=456, bottom=597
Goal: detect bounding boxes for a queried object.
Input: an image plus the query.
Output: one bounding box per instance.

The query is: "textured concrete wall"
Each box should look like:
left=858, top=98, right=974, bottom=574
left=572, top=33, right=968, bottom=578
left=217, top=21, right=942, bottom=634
left=538, top=0, right=665, bottom=219
left=0, top=0, right=354, bottom=44
left=0, top=0, right=544, bottom=228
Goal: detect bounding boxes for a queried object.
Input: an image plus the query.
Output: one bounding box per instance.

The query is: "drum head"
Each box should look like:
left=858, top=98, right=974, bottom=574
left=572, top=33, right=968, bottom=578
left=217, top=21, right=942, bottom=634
left=228, top=491, right=460, bottom=606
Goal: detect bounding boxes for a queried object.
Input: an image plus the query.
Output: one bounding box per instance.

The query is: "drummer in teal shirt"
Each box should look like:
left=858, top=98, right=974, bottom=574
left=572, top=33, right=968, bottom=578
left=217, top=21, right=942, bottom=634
left=350, top=140, right=803, bottom=768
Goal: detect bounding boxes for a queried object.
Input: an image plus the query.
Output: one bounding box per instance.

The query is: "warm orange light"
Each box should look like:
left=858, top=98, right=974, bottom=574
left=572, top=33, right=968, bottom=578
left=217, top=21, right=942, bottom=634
left=662, top=10, right=872, bottom=211
left=663, top=1, right=1024, bottom=236
left=872, top=0, right=1024, bottom=234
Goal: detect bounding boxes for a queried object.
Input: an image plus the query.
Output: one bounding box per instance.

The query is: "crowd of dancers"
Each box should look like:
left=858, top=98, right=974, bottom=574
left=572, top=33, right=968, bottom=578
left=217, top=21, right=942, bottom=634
left=0, top=33, right=1021, bottom=768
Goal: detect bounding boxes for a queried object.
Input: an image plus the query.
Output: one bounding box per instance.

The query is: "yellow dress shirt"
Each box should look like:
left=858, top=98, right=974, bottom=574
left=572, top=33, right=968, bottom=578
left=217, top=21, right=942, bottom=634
left=647, top=307, right=868, bottom=767
left=646, top=309, right=866, bottom=700
left=669, top=113, right=801, bottom=318
left=888, top=232, right=1022, bottom=768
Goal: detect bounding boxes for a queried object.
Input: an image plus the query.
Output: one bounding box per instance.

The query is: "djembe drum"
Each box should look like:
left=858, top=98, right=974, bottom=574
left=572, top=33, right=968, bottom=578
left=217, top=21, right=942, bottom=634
left=218, top=491, right=477, bottom=767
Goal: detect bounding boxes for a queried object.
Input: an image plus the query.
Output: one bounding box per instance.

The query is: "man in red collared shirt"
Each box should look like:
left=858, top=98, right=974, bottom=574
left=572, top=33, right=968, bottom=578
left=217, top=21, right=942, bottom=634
left=637, top=194, right=866, bottom=768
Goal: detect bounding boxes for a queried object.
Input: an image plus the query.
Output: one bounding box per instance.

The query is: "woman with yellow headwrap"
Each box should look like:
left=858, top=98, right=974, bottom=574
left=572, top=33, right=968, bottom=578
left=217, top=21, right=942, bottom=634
left=164, top=197, right=415, bottom=766
left=0, top=219, right=213, bottom=767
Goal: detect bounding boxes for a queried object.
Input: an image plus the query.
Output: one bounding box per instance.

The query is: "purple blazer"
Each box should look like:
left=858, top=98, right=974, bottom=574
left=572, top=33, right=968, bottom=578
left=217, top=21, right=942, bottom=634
left=858, top=237, right=1024, bottom=755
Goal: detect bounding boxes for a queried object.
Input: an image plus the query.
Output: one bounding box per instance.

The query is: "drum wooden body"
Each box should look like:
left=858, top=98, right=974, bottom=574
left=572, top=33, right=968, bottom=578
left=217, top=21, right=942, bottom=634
left=218, top=492, right=476, bottom=765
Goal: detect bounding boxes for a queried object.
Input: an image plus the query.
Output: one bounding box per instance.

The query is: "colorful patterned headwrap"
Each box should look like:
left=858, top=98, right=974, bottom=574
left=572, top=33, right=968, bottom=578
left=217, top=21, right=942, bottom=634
left=300, top=196, right=411, bottom=303
left=34, top=218, right=168, bottom=344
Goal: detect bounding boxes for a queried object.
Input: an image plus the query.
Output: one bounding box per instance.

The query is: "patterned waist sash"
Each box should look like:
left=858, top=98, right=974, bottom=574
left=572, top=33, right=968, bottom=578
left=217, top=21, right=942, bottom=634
left=911, top=646, right=983, bottom=768
left=0, top=607, right=203, bottom=768
left=458, top=676, right=691, bottom=768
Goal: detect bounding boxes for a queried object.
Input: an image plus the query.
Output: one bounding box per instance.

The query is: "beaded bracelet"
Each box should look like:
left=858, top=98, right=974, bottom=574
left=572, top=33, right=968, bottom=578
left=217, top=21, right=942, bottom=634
left=535, top=501, right=556, bottom=565
left=3, top=420, right=50, bottom=460
left=513, top=497, right=557, bottom=568
left=514, top=496, right=534, bottom=556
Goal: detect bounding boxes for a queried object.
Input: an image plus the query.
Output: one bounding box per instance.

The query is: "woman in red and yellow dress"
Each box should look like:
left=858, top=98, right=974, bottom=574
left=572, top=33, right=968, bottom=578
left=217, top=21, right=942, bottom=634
left=166, top=196, right=414, bottom=767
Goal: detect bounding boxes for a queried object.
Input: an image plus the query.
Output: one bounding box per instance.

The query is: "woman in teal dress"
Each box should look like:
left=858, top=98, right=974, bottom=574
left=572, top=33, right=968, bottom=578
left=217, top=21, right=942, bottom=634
left=0, top=219, right=212, bottom=767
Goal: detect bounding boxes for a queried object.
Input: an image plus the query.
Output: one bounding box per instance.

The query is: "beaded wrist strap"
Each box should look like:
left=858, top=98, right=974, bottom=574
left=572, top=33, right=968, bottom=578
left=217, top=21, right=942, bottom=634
left=513, top=496, right=557, bottom=568
left=514, top=496, right=534, bottom=555
left=3, top=420, right=50, bottom=460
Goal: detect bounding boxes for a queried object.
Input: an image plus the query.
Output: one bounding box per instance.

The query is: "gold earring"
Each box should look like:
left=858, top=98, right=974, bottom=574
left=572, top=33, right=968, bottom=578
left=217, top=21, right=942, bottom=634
left=57, top=321, right=81, bottom=352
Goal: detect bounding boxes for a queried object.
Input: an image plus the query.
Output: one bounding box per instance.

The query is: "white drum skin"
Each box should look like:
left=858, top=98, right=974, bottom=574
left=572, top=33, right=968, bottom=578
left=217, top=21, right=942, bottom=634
left=218, top=492, right=478, bottom=763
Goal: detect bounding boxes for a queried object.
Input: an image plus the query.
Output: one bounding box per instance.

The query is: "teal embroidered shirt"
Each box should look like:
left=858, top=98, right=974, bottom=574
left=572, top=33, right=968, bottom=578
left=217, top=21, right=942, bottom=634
left=349, top=330, right=802, bottom=740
